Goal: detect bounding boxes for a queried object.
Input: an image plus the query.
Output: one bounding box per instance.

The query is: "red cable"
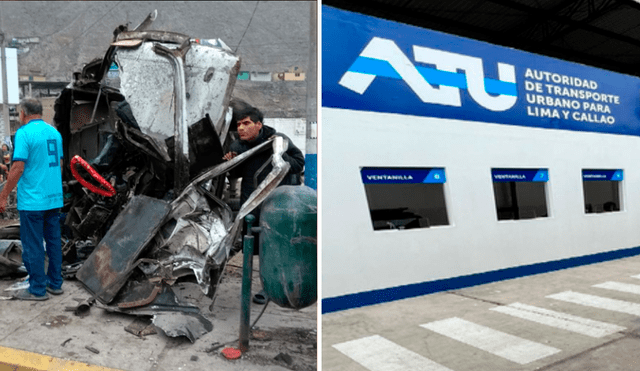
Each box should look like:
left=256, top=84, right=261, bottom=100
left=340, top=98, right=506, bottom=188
left=70, top=155, right=116, bottom=197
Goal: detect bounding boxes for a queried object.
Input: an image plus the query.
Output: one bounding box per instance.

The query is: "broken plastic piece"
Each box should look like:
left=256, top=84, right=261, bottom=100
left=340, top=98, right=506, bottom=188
left=222, top=347, right=242, bottom=360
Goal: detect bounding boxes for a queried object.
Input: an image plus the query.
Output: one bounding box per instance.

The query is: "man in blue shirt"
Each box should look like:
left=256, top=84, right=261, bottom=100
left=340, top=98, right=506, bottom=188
left=0, top=98, right=64, bottom=300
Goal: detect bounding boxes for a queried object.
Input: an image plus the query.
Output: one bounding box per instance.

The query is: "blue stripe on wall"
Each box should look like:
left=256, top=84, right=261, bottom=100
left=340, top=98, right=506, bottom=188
left=484, top=78, right=517, bottom=96
left=349, top=57, right=400, bottom=79
left=416, top=66, right=467, bottom=89
left=322, top=245, right=640, bottom=314
left=304, top=153, right=317, bottom=190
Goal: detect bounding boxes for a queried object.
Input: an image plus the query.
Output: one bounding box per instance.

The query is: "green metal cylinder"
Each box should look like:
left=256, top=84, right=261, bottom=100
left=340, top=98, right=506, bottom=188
left=259, top=185, right=317, bottom=309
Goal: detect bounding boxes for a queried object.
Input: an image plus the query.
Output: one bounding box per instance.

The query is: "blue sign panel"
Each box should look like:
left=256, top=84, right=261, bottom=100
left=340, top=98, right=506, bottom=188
left=582, top=169, right=623, bottom=181
left=323, top=6, right=640, bottom=136
left=361, top=167, right=446, bottom=184
left=492, top=169, right=548, bottom=182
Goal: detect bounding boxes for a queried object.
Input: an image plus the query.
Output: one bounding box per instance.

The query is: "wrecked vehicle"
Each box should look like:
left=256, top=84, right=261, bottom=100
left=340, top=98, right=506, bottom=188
left=12, top=11, right=315, bottom=342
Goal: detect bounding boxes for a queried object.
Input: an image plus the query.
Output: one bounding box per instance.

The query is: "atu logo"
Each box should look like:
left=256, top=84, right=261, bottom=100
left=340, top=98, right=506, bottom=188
left=339, top=37, right=518, bottom=112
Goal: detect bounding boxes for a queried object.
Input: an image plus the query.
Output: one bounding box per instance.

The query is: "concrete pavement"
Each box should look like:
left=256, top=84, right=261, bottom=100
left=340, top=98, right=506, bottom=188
left=322, top=253, right=640, bottom=371
left=0, top=253, right=317, bottom=371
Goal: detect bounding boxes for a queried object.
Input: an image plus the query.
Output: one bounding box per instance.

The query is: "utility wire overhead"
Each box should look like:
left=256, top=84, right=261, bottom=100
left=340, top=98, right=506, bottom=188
left=234, top=1, right=260, bottom=54
left=61, top=1, right=123, bottom=48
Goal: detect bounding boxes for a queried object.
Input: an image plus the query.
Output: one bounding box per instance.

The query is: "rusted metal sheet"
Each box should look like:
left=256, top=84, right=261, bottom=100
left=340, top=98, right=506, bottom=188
left=76, top=195, right=171, bottom=304
left=117, top=281, right=162, bottom=309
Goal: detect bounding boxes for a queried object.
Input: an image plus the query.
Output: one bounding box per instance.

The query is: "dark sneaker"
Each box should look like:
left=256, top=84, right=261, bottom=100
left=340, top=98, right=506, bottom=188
left=12, top=288, right=48, bottom=301
left=46, top=286, right=64, bottom=295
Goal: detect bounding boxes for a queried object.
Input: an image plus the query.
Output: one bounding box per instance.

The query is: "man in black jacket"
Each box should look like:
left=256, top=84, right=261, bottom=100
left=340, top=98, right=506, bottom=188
left=223, top=105, right=305, bottom=205
left=223, top=104, right=305, bottom=303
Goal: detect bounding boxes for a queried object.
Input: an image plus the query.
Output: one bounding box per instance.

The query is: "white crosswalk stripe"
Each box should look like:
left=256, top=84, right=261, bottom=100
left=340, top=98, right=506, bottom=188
left=420, top=317, right=561, bottom=365
left=593, top=281, right=640, bottom=295
left=547, top=291, right=640, bottom=316
left=332, top=334, right=454, bottom=371
left=332, top=285, right=640, bottom=370
left=490, top=302, right=625, bottom=337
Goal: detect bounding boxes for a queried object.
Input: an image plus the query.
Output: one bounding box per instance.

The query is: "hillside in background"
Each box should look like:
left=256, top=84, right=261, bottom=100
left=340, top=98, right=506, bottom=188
left=0, top=1, right=314, bottom=117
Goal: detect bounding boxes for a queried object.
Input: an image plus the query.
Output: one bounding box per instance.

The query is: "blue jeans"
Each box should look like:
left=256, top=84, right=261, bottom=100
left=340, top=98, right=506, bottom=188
left=20, top=209, right=63, bottom=296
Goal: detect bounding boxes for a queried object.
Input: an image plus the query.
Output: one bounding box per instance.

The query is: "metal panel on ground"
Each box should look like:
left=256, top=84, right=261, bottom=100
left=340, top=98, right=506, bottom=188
left=76, top=195, right=171, bottom=304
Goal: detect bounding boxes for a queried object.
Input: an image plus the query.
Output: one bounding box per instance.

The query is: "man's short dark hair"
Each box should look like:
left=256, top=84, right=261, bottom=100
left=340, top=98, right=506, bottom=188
left=237, top=106, right=263, bottom=125
left=229, top=99, right=264, bottom=131
left=233, top=104, right=263, bottom=124
left=20, top=98, right=43, bottom=116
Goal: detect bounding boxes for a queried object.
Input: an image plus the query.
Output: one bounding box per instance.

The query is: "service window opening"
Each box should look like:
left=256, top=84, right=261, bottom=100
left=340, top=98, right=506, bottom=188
left=582, top=169, right=622, bottom=213
left=492, top=168, right=549, bottom=221
left=360, top=167, right=449, bottom=230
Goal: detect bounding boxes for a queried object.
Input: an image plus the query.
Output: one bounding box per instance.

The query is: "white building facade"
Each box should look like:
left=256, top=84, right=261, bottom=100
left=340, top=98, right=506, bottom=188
left=322, top=6, right=640, bottom=313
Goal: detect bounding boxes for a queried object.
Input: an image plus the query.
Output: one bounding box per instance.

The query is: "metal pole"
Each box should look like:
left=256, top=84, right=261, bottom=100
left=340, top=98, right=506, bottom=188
left=153, top=42, right=191, bottom=194
left=0, top=32, right=9, bottom=140
left=304, top=1, right=317, bottom=190
left=239, top=214, right=255, bottom=352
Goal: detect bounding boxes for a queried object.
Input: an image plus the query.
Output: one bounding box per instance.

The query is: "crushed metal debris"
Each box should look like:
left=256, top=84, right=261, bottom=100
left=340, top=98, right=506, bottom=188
left=0, top=9, right=316, bottom=346
left=85, top=346, right=100, bottom=354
